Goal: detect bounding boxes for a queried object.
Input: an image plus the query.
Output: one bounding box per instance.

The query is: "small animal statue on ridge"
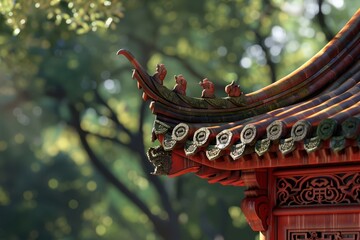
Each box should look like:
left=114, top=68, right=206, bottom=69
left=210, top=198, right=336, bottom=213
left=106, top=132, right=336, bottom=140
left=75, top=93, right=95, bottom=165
left=153, top=63, right=167, bottom=85
left=225, top=81, right=242, bottom=97
left=173, top=74, right=187, bottom=95
left=200, top=78, right=215, bottom=98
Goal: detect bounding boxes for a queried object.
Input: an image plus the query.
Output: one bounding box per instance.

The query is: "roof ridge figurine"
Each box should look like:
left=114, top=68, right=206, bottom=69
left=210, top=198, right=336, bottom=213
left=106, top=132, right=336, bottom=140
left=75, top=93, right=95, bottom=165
left=172, top=74, right=187, bottom=96
left=225, top=80, right=242, bottom=97
left=200, top=78, right=215, bottom=98
left=153, top=63, right=167, bottom=85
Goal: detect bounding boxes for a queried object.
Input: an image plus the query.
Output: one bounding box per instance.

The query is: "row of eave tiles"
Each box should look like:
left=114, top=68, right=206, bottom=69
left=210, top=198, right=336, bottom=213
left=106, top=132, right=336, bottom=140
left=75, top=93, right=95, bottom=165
left=155, top=67, right=360, bottom=161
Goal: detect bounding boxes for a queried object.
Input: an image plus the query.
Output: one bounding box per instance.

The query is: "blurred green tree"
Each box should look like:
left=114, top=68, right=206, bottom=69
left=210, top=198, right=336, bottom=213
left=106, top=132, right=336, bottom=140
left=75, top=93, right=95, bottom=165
left=0, top=1, right=359, bottom=239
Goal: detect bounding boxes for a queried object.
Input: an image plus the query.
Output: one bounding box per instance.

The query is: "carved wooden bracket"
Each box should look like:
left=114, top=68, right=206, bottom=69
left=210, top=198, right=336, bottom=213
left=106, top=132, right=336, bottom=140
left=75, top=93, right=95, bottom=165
left=240, top=170, right=270, bottom=232
left=241, top=195, right=270, bottom=232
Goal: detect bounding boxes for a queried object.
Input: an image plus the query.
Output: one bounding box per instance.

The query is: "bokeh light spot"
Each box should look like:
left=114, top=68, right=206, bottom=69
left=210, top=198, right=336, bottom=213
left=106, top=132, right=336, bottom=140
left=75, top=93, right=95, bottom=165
left=86, top=181, right=97, bottom=191
left=48, top=178, right=59, bottom=189
left=96, top=225, right=106, bottom=236
left=68, top=199, right=79, bottom=209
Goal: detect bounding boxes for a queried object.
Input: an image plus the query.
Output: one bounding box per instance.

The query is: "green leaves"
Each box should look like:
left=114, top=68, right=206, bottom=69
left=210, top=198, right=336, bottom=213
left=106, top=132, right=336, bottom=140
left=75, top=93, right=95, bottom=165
left=0, top=0, right=124, bottom=35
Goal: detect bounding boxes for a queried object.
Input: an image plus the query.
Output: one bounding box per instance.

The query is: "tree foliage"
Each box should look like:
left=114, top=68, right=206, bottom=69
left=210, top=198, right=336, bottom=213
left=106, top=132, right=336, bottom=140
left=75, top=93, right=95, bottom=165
left=0, top=0, right=123, bottom=35
left=0, top=1, right=359, bottom=239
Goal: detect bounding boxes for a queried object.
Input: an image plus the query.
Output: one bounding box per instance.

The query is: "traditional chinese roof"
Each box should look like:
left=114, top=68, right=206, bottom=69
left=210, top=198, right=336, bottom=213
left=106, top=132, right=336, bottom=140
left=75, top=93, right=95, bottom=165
left=118, top=9, right=360, bottom=187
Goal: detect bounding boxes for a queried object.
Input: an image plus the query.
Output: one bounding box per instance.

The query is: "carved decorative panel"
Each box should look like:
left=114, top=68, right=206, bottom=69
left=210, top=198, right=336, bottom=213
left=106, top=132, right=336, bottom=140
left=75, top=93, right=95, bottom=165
left=276, top=172, right=360, bottom=207
left=288, top=230, right=360, bottom=240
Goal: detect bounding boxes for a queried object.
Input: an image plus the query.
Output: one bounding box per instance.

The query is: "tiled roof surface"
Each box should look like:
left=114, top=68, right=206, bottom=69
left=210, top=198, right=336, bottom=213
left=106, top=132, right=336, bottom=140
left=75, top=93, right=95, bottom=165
left=118, top=9, right=360, bottom=186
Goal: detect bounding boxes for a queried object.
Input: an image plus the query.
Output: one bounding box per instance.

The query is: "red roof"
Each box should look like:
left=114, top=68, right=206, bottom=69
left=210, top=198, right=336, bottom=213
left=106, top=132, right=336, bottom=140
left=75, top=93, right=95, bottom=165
left=118, top=9, right=360, bottom=186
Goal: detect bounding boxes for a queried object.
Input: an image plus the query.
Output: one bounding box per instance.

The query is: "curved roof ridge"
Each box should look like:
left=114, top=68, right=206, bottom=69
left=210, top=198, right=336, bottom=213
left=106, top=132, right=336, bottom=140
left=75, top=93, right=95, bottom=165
left=142, top=10, right=360, bottom=185
left=118, top=11, right=360, bottom=124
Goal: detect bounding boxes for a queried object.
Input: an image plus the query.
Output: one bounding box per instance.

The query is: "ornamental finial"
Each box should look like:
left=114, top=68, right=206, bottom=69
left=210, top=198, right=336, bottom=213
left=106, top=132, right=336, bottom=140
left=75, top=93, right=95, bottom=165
left=173, top=74, right=187, bottom=95
left=225, top=80, right=242, bottom=97
left=153, top=63, right=167, bottom=85
left=200, top=78, right=215, bottom=98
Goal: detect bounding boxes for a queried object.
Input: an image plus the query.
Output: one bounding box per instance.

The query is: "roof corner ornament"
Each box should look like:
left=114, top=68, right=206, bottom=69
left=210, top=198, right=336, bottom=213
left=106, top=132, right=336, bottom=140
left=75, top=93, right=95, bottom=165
left=200, top=78, right=215, bottom=98
left=225, top=80, right=242, bottom=97
left=172, top=74, right=187, bottom=95
left=147, top=146, right=172, bottom=175
left=153, top=63, right=167, bottom=85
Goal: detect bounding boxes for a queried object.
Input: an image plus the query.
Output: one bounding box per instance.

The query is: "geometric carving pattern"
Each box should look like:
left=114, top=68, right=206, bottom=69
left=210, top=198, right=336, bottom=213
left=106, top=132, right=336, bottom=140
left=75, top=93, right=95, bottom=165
left=184, top=141, right=198, bottom=156
left=304, top=136, right=321, bottom=152
left=288, top=230, right=360, bottom=240
left=266, top=120, right=285, bottom=140
left=216, top=130, right=233, bottom=150
left=279, top=137, right=295, bottom=155
left=241, top=124, right=257, bottom=144
left=205, top=146, right=222, bottom=161
left=193, top=127, right=211, bottom=147
left=172, top=123, right=190, bottom=141
left=230, top=142, right=246, bottom=160
left=163, top=133, right=177, bottom=150
left=255, top=138, right=271, bottom=156
left=291, top=120, right=311, bottom=141
left=277, top=172, right=360, bottom=207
